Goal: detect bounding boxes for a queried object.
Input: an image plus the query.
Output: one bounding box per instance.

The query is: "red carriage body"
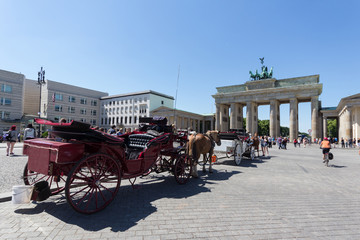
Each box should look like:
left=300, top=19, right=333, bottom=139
left=22, top=117, right=191, bottom=214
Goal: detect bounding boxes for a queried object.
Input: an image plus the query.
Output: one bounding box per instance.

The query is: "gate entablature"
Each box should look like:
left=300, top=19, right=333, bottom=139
left=212, top=75, right=323, bottom=141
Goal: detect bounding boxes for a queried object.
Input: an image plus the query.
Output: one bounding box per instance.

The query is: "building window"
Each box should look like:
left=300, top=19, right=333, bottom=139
left=125, top=117, right=127, bottom=124
left=0, top=111, right=10, bottom=119
left=80, top=98, right=87, bottom=104
left=68, top=106, right=75, bottom=113
left=68, top=96, right=76, bottom=103
left=80, top=109, right=87, bottom=115
left=55, top=93, right=63, bottom=101
left=91, top=110, right=97, bottom=116
left=90, top=119, right=97, bottom=125
left=55, top=105, right=63, bottom=112
left=54, top=116, right=61, bottom=122
left=80, top=118, right=86, bottom=123
left=140, top=105, right=147, bottom=114
left=0, top=98, right=11, bottom=105
left=116, top=117, right=119, bottom=124
left=67, top=117, right=73, bottom=122
left=134, top=116, right=137, bottom=124
left=129, top=116, right=132, bottom=124
left=91, top=100, right=97, bottom=106
left=161, top=100, right=164, bottom=105
left=1, top=84, right=12, bottom=93
left=108, top=117, right=111, bottom=125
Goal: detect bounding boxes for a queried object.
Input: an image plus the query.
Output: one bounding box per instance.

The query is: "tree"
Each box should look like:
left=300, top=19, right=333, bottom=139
left=327, top=119, right=338, bottom=138
left=258, top=119, right=269, bottom=136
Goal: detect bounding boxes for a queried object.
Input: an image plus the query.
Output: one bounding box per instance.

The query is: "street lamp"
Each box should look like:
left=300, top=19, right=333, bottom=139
left=37, top=67, right=46, bottom=137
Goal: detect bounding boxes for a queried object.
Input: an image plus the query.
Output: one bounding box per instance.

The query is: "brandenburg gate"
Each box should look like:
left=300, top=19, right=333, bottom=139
left=212, top=75, right=323, bottom=141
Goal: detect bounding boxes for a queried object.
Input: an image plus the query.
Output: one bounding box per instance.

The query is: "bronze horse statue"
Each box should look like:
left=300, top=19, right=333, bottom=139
left=187, top=130, right=221, bottom=178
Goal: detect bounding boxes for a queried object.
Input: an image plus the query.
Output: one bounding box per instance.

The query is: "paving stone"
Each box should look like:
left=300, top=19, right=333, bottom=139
left=1, top=144, right=360, bottom=239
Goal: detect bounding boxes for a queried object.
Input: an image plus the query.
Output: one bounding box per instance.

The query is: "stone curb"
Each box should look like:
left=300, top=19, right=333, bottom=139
left=0, top=192, right=12, bottom=203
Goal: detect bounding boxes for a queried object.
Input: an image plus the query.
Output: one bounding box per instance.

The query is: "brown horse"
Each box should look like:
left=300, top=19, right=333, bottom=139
left=187, top=130, right=221, bottom=178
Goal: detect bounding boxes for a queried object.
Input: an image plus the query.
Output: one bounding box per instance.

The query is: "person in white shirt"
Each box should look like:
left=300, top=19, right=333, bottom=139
left=24, top=124, right=36, bottom=140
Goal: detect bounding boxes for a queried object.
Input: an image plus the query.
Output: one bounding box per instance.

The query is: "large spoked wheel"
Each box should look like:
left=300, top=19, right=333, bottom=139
left=234, top=142, right=243, bottom=166
left=23, top=162, right=66, bottom=195
left=65, top=153, right=121, bottom=214
left=174, top=154, right=192, bottom=185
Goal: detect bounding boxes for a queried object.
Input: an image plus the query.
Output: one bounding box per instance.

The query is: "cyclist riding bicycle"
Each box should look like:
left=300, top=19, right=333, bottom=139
left=320, top=137, right=331, bottom=162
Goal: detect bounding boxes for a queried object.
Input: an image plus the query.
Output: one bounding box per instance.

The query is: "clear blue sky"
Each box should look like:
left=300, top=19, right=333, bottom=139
left=1, top=0, right=359, bottom=132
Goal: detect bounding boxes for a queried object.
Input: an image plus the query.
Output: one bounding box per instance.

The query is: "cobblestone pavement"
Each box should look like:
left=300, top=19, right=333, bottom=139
left=0, top=143, right=360, bottom=239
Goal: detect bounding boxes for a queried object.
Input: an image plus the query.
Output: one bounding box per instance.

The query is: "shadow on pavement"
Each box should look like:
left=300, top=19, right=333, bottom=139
left=329, top=164, right=347, bottom=168
left=219, top=156, right=272, bottom=168
left=14, top=169, right=240, bottom=232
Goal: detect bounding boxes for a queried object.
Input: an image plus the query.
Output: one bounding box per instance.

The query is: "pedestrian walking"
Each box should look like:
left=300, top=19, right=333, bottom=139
left=6, top=125, right=18, bottom=156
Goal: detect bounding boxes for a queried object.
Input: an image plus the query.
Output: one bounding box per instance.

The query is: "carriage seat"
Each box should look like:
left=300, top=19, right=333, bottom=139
left=125, top=134, right=156, bottom=160
left=128, top=134, right=155, bottom=148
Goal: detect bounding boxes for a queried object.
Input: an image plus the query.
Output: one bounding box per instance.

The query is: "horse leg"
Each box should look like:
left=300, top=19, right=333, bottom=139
left=202, top=154, right=207, bottom=173
left=191, top=161, right=199, bottom=178
left=208, top=150, right=214, bottom=173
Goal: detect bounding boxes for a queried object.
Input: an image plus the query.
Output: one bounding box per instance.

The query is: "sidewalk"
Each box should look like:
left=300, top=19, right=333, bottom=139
left=0, top=142, right=24, bottom=148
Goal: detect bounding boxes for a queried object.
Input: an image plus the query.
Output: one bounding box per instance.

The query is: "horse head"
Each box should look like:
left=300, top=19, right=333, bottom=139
left=207, top=130, right=221, bottom=146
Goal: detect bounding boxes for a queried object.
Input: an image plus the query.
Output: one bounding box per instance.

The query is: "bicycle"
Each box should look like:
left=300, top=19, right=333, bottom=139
left=323, top=152, right=329, bottom=167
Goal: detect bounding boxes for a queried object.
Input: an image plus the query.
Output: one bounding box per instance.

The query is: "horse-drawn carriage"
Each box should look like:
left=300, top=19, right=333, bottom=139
left=217, top=129, right=255, bottom=165
left=22, top=117, right=192, bottom=214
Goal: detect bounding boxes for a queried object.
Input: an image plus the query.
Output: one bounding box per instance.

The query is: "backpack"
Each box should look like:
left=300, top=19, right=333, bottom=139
left=5, top=132, right=11, bottom=141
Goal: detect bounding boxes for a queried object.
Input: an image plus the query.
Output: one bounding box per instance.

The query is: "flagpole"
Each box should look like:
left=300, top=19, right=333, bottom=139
left=174, top=65, right=180, bottom=128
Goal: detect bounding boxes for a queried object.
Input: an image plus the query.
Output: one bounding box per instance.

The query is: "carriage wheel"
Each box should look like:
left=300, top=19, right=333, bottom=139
left=23, top=162, right=66, bottom=195
left=234, top=142, right=243, bottom=166
left=65, top=153, right=121, bottom=214
left=174, top=154, right=192, bottom=185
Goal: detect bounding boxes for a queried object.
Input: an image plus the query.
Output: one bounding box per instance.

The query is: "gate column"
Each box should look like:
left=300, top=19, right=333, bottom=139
left=230, top=103, right=244, bottom=129
left=323, top=117, right=328, bottom=138
left=311, top=96, right=319, bottom=140
left=246, top=102, right=253, bottom=134
left=216, top=104, right=220, bottom=131
left=270, top=100, right=280, bottom=138
left=219, top=104, right=229, bottom=132
left=252, top=103, right=258, bottom=135
left=289, top=98, right=299, bottom=142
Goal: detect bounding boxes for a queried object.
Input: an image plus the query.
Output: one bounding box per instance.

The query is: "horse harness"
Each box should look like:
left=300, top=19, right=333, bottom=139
left=204, top=133, right=216, bottom=150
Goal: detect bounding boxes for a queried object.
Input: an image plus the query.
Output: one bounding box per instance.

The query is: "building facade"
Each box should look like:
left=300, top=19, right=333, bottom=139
left=151, top=106, right=215, bottom=133
left=39, top=80, right=108, bottom=126
left=100, top=90, right=174, bottom=131
left=321, top=93, right=360, bottom=141
left=0, top=69, right=25, bottom=131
